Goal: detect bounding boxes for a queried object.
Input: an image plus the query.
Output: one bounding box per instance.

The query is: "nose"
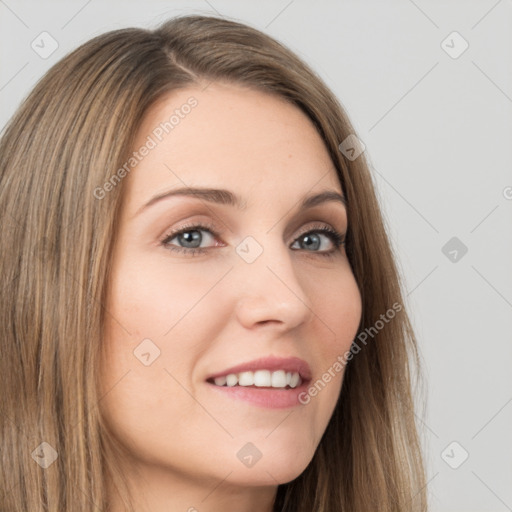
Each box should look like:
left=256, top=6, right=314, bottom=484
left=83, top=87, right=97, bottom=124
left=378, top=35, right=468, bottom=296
left=233, top=237, right=313, bottom=331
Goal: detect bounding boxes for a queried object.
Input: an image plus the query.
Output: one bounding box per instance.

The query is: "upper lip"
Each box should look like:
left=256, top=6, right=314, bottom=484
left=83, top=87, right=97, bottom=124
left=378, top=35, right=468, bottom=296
left=206, top=356, right=312, bottom=382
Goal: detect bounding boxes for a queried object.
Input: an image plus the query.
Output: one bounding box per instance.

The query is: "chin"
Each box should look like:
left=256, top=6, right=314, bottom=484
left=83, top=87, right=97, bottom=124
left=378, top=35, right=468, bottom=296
left=226, top=461, right=310, bottom=488
left=221, top=437, right=315, bottom=487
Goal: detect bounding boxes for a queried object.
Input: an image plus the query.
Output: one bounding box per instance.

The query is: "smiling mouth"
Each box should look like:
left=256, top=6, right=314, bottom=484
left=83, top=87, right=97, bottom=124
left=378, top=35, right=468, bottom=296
left=206, top=369, right=304, bottom=389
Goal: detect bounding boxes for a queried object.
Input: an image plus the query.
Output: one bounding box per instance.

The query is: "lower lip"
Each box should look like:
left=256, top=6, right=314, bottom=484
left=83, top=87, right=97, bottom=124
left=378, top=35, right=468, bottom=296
left=205, top=381, right=310, bottom=409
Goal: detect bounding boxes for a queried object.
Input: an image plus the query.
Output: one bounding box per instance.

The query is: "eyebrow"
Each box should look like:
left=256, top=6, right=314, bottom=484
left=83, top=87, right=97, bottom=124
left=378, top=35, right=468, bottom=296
left=134, top=186, right=346, bottom=217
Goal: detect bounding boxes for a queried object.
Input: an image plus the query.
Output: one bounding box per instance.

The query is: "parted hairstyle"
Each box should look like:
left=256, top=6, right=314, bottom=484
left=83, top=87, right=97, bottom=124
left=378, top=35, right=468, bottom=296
left=0, top=14, right=428, bottom=512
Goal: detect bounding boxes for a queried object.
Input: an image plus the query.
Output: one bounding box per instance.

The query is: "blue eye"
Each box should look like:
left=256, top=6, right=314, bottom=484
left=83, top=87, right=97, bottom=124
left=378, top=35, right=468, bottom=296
left=161, top=222, right=220, bottom=257
left=161, top=222, right=345, bottom=258
left=291, top=226, right=345, bottom=256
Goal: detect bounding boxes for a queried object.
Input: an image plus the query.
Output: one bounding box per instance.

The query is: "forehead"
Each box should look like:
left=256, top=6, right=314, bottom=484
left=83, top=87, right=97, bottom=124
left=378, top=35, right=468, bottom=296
left=124, top=82, right=342, bottom=209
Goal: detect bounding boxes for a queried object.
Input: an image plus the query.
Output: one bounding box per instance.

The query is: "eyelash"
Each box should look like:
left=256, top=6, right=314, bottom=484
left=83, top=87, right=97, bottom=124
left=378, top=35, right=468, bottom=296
left=160, top=221, right=346, bottom=259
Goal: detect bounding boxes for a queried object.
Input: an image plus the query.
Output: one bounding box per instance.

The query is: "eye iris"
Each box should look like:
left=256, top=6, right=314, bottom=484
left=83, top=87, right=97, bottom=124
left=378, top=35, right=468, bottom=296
left=178, top=230, right=202, bottom=248
left=301, top=233, right=320, bottom=251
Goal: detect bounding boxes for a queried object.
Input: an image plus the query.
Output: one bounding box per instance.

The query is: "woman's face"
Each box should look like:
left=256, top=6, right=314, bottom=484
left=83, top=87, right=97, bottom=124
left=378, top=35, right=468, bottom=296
left=100, top=82, right=362, bottom=499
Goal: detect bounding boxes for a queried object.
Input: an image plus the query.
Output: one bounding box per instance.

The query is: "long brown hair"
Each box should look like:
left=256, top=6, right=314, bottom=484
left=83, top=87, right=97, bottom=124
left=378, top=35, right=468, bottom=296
left=0, top=14, right=427, bottom=511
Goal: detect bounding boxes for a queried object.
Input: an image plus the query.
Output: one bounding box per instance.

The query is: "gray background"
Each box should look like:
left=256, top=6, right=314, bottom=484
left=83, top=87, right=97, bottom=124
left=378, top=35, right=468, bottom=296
left=1, top=1, right=511, bottom=510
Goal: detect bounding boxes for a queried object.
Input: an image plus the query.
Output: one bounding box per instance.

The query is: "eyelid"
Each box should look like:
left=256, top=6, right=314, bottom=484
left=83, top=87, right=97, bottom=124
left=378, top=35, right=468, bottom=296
left=160, top=220, right=222, bottom=245
left=160, top=218, right=343, bottom=241
left=294, top=222, right=339, bottom=238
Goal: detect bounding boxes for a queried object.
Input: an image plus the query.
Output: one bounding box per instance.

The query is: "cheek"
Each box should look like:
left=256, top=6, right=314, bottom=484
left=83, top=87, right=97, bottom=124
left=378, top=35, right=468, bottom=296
left=98, top=257, right=233, bottom=426
left=308, top=262, right=362, bottom=352
left=289, top=263, right=361, bottom=433
left=107, top=254, right=230, bottom=341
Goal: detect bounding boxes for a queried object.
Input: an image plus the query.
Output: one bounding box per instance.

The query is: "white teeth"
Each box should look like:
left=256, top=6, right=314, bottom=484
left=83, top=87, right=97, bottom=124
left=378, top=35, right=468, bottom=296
left=211, top=370, right=302, bottom=389
left=289, top=372, right=300, bottom=388
left=271, top=370, right=287, bottom=388
left=238, top=371, right=254, bottom=386
left=214, top=376, right=227, bottom=386
left=226, top=374, right=238, bottom=387
left=254, top=370, right=271, bottom=387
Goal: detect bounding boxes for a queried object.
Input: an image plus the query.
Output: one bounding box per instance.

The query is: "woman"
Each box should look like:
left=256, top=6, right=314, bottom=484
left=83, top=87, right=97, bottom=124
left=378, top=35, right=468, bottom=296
left=0, top=14, right=428, bottom=512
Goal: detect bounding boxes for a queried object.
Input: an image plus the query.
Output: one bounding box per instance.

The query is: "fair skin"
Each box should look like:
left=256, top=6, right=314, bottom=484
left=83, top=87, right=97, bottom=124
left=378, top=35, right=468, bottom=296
left=100, top=82, right=362, bottom=512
